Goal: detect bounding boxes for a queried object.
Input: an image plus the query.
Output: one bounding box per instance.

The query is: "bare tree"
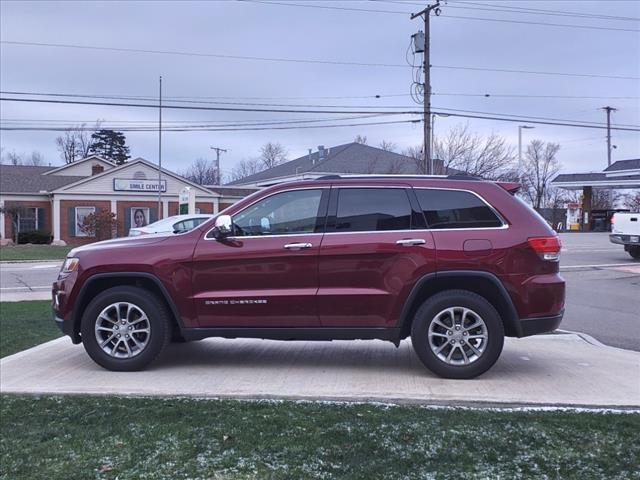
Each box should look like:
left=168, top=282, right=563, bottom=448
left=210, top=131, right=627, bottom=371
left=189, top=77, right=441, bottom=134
left=379, top=140, right=397, bottom=152
left=26, top=151, right=45, bottom=166
left=230, top=158, right=262, bottom=182
left=592, top=189, right=622, bottom=210
left=401, top=145, right=425, bottom=173
left=519, top=139, right=561, bottom=210
left=6, top=150, right=22, bottom=165
left=182, top=158, right=218, bottom=185
left=624, top=190, right=640, bottom=212
left=0, top=204, right=28, bottom=244
left=354, top=135, right=368, bottom=145
left=259, top=142, right=288, bottom=169
left=434, top=124, right=516, bottom=179
left=55, top=121, right=101, bottom=164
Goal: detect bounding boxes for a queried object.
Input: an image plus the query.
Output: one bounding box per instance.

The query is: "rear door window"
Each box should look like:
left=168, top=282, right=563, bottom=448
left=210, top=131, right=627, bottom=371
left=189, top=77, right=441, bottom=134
left=334, top=188, right=412, bottom=232
left=415, top=189, right=503, bottom=229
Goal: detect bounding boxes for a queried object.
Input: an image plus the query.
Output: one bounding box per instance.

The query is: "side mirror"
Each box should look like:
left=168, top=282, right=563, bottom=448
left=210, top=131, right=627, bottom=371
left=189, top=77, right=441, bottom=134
left=211, top=215, right=233, bottom=239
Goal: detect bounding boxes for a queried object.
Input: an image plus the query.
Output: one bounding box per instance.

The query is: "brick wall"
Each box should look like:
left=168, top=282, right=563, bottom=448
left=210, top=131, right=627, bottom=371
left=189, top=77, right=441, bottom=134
left=2, top=200, right=52, bottom=243
left=168, top=201, right=215, bottom=216
left=60, top=200, right=111, bottom=245
left=196, top=202, right=214, bottom=214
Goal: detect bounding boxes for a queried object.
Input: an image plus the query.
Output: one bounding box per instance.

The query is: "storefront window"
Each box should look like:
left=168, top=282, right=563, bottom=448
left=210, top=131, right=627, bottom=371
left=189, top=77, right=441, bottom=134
left=130, top=207, right=150, bottom=228
left=75, top=207, right=96, bottom=237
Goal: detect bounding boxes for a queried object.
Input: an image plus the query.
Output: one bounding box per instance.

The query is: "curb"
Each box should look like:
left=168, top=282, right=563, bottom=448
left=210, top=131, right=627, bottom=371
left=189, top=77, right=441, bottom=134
left=0, top=260, right=63, bottom=264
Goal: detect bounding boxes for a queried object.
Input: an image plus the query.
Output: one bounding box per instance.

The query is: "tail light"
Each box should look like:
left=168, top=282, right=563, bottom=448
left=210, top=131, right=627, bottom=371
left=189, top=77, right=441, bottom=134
left=528, top=236, right=561, bottom=262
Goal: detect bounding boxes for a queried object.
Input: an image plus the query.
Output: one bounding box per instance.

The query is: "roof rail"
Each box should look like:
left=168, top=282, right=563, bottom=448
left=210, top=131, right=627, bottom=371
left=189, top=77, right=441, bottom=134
left=315, top=175, right=342, bottom=180
left=446, top=173, right=483, bottom=181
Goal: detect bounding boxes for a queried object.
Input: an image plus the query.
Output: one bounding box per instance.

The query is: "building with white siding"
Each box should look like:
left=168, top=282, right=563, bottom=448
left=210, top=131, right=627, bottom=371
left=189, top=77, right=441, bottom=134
left=0, top=155, right=251, bottom=245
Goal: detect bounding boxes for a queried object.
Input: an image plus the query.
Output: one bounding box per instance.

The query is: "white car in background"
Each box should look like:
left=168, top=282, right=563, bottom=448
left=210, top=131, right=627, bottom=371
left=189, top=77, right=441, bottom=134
left=128, top=214, right=214, bottom=236
left=610, top=212, right=640, bottom=260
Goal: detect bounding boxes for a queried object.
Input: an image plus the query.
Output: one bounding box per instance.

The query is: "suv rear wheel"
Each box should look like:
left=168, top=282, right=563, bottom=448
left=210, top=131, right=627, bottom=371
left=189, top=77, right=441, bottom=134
left=80, top=286, right=172, bottom=371
left=411, top=290, right=504, bottom=379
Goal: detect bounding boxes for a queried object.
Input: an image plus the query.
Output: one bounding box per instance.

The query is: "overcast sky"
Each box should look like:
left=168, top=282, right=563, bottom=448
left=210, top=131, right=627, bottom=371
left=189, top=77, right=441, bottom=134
left=1, top=0, right=638, bottom=179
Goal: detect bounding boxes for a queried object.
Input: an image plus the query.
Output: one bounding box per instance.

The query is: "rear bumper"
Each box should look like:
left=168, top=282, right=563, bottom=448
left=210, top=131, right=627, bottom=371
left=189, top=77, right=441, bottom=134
left=610, top=234, right=640, bottom=246
left=517, top=310, right=564, bottom=337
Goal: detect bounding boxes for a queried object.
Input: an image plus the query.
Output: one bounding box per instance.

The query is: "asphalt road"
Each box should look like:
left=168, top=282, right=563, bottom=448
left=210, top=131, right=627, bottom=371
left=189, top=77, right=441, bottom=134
left=1, top=233, right=638, bottom=350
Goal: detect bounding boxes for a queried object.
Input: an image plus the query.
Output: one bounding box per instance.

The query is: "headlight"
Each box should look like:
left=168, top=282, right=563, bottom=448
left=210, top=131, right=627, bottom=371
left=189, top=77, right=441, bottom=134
left=61, top=257, right=79, bottom=274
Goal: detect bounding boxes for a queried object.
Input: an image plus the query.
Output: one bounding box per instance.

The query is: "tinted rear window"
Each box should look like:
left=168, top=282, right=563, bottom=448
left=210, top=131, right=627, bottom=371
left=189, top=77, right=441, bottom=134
left=335, top=188, right=412, bottom=232
left=415, top=189, right=503, bottom=229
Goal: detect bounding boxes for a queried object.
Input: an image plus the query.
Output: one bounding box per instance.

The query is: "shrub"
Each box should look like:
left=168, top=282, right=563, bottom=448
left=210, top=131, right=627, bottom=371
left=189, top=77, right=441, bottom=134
left=81, top=211, right=117, bottom=241
left=17, top=230, right=53, bottom=245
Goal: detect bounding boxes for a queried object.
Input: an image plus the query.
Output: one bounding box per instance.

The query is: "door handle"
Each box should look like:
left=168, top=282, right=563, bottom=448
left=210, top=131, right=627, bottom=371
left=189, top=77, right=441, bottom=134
left=284, top=242, right=313, bottom=250
left=396, top=238, right=426, bottom=246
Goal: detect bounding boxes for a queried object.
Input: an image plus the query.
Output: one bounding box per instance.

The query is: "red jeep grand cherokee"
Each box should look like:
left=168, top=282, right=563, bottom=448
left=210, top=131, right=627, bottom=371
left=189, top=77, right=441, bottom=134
left=52, top=176, right=564, bottom=379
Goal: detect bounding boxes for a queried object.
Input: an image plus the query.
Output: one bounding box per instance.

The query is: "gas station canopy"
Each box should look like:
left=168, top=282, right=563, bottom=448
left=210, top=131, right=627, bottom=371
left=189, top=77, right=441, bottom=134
left=552, top=158, right=640, bottom=190
left=551, top=158, right=640, bottom=231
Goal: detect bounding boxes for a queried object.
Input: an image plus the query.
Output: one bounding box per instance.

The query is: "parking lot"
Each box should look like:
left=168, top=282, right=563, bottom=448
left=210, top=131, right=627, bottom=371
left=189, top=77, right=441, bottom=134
left=1, top=232, right=638, bottom=350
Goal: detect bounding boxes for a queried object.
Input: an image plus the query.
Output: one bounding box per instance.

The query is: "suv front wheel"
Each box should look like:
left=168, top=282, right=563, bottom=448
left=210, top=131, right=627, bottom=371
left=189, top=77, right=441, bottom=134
left=411, top=290, right=504, bottom=379
left=80, top=286, right=172, bottom=371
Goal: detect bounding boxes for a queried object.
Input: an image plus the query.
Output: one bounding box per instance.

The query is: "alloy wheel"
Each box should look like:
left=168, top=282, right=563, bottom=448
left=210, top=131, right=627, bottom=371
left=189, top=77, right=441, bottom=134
left=427, top=306, right=489, bottom=366
left=94, top=302, right=151, bottom=359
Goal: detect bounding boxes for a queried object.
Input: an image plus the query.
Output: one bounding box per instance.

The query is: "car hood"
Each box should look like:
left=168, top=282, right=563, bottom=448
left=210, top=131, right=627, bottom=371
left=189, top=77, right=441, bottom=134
left=69, top=233, right=173, bottom=256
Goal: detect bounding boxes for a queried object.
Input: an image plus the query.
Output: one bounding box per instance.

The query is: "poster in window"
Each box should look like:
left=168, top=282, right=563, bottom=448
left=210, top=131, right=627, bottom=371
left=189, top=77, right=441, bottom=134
left=75, top=207, right=95, bottom=237
left=131, top=208, right=150, bottom=228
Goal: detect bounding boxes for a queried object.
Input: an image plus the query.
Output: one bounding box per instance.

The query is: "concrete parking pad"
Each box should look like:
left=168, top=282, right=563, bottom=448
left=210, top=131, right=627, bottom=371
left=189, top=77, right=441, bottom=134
left=2, top=334, right=638, bottom=408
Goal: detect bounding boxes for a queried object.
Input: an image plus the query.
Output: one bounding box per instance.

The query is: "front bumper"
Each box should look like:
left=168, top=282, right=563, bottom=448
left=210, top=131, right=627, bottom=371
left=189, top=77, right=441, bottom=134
left=53, top=312, right=75, bottom=338
left=518, top=310, right=564, bottom=337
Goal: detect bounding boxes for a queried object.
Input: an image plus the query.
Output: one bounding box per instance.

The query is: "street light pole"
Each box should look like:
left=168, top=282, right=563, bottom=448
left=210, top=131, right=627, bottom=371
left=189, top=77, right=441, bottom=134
left=518, top=125, right=534, bottom=174
left=157, top=76, right=163, bottom=217
left=431, top=112, right=449, bottom=174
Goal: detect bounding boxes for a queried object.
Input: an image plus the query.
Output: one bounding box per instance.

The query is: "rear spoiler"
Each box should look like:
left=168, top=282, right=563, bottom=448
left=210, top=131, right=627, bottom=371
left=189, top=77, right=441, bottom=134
left=497, top=182, right=521, bottom=194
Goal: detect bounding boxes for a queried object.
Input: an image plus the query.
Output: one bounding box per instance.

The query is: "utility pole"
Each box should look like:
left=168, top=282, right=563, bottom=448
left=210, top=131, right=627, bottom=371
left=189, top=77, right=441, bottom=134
left=210, top=146, right=227, bottom=185
left=411, top=1, right=441, bottom=175
left=601, top=106, right=617, bottom=167
left=157, top=76, right=163, bottom=217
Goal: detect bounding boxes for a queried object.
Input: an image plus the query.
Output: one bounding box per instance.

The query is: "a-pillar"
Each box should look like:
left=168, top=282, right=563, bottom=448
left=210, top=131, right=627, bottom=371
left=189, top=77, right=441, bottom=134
left=582, top=186, right=592, bottom=232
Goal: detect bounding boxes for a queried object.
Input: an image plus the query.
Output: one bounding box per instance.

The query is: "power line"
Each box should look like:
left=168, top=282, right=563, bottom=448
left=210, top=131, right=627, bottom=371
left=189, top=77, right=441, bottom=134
left=0, top=96, right=421, bottom=115
left=433, top=93, right=640, bottom=100
left=2, top=96, right=639, bottom=131
left=0, top=118, right=422, bottom=132
left=385, top=0, right=640, bottom=22
left=243, top=0, right=640, bottom=32
left=447, top=1, right=640, bottom=22
left=4, top=90, right=638, bottom=127
left=2, top=40, right=638, bottom=80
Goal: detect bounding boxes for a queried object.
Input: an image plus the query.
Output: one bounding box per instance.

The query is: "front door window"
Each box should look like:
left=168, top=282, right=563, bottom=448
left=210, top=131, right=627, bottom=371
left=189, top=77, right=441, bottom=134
left=231, top=189, right=323, bottom=237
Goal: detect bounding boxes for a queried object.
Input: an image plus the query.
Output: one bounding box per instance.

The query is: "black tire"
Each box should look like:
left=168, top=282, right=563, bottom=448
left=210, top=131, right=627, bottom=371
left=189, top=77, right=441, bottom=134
left=80, top=286, right=172, bottom=371
left=410, top=290, right=504, bottom=379
left=628, top=246, right=640, bottom=260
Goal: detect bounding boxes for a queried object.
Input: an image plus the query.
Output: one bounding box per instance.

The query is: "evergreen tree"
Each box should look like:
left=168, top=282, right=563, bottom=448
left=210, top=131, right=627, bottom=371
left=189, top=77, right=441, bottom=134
left=88, top=130, right=131, bottom=165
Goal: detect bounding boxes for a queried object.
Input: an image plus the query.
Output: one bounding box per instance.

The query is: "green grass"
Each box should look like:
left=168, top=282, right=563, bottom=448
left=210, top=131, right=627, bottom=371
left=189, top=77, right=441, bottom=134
left=0, top=245, right=72, bottom=261
left=0, top=301, right=60, bottom=358
left=1, top=396, right=638, bottom=480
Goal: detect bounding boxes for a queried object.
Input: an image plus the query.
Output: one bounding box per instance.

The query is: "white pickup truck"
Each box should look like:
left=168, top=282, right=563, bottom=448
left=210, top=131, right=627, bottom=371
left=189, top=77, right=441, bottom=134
left=610, top=212, right=640, bottom=259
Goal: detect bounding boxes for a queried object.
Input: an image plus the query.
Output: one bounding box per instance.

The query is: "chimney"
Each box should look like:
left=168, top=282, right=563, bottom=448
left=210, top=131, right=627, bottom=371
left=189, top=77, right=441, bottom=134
left=91, top=164, right=104, bottom=176
left=308, top=148, right=313, bottom=165
left=317, top=145, right=326, bottom=162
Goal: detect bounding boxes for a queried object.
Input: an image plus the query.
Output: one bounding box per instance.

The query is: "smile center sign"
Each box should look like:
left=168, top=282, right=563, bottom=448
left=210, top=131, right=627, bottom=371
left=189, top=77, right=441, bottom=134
left=114, top=178, right=167, bottom=192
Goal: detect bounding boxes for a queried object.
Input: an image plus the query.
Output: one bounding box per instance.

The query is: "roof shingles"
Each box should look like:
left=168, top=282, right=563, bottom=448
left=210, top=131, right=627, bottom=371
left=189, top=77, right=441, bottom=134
left=227, top=142, right=458, bottom=185
left=0, top=165, right=85, bottom=193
